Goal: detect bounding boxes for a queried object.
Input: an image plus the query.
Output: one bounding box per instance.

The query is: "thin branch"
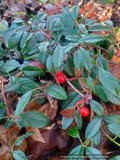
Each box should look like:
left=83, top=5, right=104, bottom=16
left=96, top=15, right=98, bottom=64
left=66, top=78, right=85, bottom=98
left=37, top=29, right=51, bottom=40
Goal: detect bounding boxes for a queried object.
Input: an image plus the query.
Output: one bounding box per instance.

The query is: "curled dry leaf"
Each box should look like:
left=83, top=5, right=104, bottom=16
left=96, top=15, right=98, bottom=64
left=26, top=127, right=45, bottom=143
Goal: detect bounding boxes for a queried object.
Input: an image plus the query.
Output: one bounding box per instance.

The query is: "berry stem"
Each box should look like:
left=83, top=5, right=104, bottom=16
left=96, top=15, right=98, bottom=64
left=66, top=77, right=85, bottom=98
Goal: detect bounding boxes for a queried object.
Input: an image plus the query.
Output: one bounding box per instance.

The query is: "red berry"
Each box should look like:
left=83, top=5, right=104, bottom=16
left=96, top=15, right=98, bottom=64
left=79, top=107, right=89, bottom=117
left=57, top=75, right=66, bottom=83
left=57, top=71, right=62, bottom=77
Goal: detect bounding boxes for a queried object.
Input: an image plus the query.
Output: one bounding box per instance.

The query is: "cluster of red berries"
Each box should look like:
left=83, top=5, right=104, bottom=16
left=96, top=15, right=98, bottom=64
left=57, top=71, right=66, bottom=83
left=79, top=107, right=89, bottom=117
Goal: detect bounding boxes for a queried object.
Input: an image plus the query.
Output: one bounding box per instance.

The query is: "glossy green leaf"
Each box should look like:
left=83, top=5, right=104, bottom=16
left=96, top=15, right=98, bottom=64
left=1, top=59, right=20, bottom=73
left=20, top=111, right=50, bottom=128
left=14, top=131, right=35, bottom=146
left=92, top=130, right=100, bottom=145
left=79, top=35, right=106, bottom=44
left=62, top=92, right=81, bottom=110
left=90, top=100, right=104, bottom=116
left=17, top=120, right=29, bottom=128
left=5, top=120, right=13, bottom=129
left=73, top=51, right=83, bottom=71
left=68, top=145, right=84, bottom=160
left=0, top=114, right=6, bottom=120
left=66, top=56, right=75, bottom=76
left=38, top=52, right=47, bottom=67
left=75, top=109, right=82, bottom=130
left=5, top=81, right=22, bottom=92
left=22, top=66, right=43, bottom=77
left=86, top=116, right=102, bottom=140
left=53, top=44, right=64, bottom=68
left=108, top=46, right=114, bottom=60
left=15, top=90, right=32, bottom=118
left=103, top=114, right=120, bottom=124
left=80, top=48, right=91, bottom=71
left=15, top=78, right=38, bottom=94
left=99, top=68, right=119, bottom=96
left=13, top=150, right=28, bottom=160
left=95, top=85, right=108, bottom=102
left=62, top=117, right=74, bottom=129
left=98, top=55, right=108, bottom=71
left=47, top=85, right=67, bottom=100
left=46, top=55, right=53, bottom=72
left=68, top=128, right=79, bottom=138
left=85, top=146, right=105, bottom=160
left=107, top=124, right=120, bottom=138
left=0, top=47, right=8, bottom=57
left=89, top=24, right=111, bottom=31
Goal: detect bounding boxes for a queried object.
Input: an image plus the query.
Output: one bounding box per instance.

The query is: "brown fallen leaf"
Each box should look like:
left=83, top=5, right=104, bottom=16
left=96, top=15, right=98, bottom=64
left=26, top=127, right=45, bottom=143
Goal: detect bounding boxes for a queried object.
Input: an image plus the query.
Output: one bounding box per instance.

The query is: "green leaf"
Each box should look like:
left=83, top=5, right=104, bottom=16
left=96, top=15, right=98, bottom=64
left=63, top=43, right=79, bottom=54
left=22, top=66, right=43, bottom=77
left=110, top=156, right=120, bottom=160
left=15, top=78, right=38, bottom=94
left=105, top=88, right=120, bottom=105
left=0, top=114, right=6, bottom=120
left=0, top=47, right=8, bottom=57
left=62, top=92, right=81, bottom=110
left=80, top=48, right=91, bottom=71
left=17, top=120, right=29, bottom=128
left=46, top=55, right=53, bottom=72
left=0, top=103, right=7, bottom=109
left=87, top=77, right=94, bottom=93
left=5, top=120, right=13, bottom=129
left=13, top=150, right=28, bottom=160
left=95, top=85, right=108, bottom=102
left=98, top=55, right=108, bottom=71
left=108, top=46, right=114, bottom=60
left=99, top=0, right=115, bottom=3
left=75, top=110, right=82, bottom=130
left=53, top=45, right=64, bottom=68
left=99, top=68, right=119, bottom=96
left=0, top=21, right=7, bottom=30
left=36, top=99, right=44, bottom=103
left=90, top=100, right=104, bottom=116
left=72, top=5, right=80, bottom=20
left=47, top=85, right=67, bottom=100
left=79, top=35, right=106, bottom=44
left=68, top=145, right=84, bottom=160
left=62, top=117, right=74, bottom=130
left=85, top=146, right=105, bottom=160
left=73, top=51, right=83, bottom=71
left=65, top=35, right=81, bottom=42
left=1, top=59, right=20, bottom=73
left=62, top=13, right=74, bottom=28
left=15, top=90, right=32, bottom=118
left=92, top=131, right=100, bottom=145
left=14, top=131, right=35, bottom=146
left=107, top=124, right=120, bottom=138
left=39, top=42, right=49, bottom=52
left=5, top=81, right=22, bottom=92
left=86, top=116, right=102, bottom=140
left=0, top=60, right=4, bottom=67
left=38, top=52, right=47, bottom=67
left=103, top=114, right=120, bottom=124
left=20, top=111, right=50, bottom=128
left=36, top=32, right=44, bottom=42
left=89, top=24, right=111, bottom=31
left=51, top=19, right=63, bottom=31
left=60, top=28, right=78, bottom=36
left=68, top=128, right=79, bottom=138
left=8, top=31, right=22, bottom=49
left=66, top=56, right=75, bottom=76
